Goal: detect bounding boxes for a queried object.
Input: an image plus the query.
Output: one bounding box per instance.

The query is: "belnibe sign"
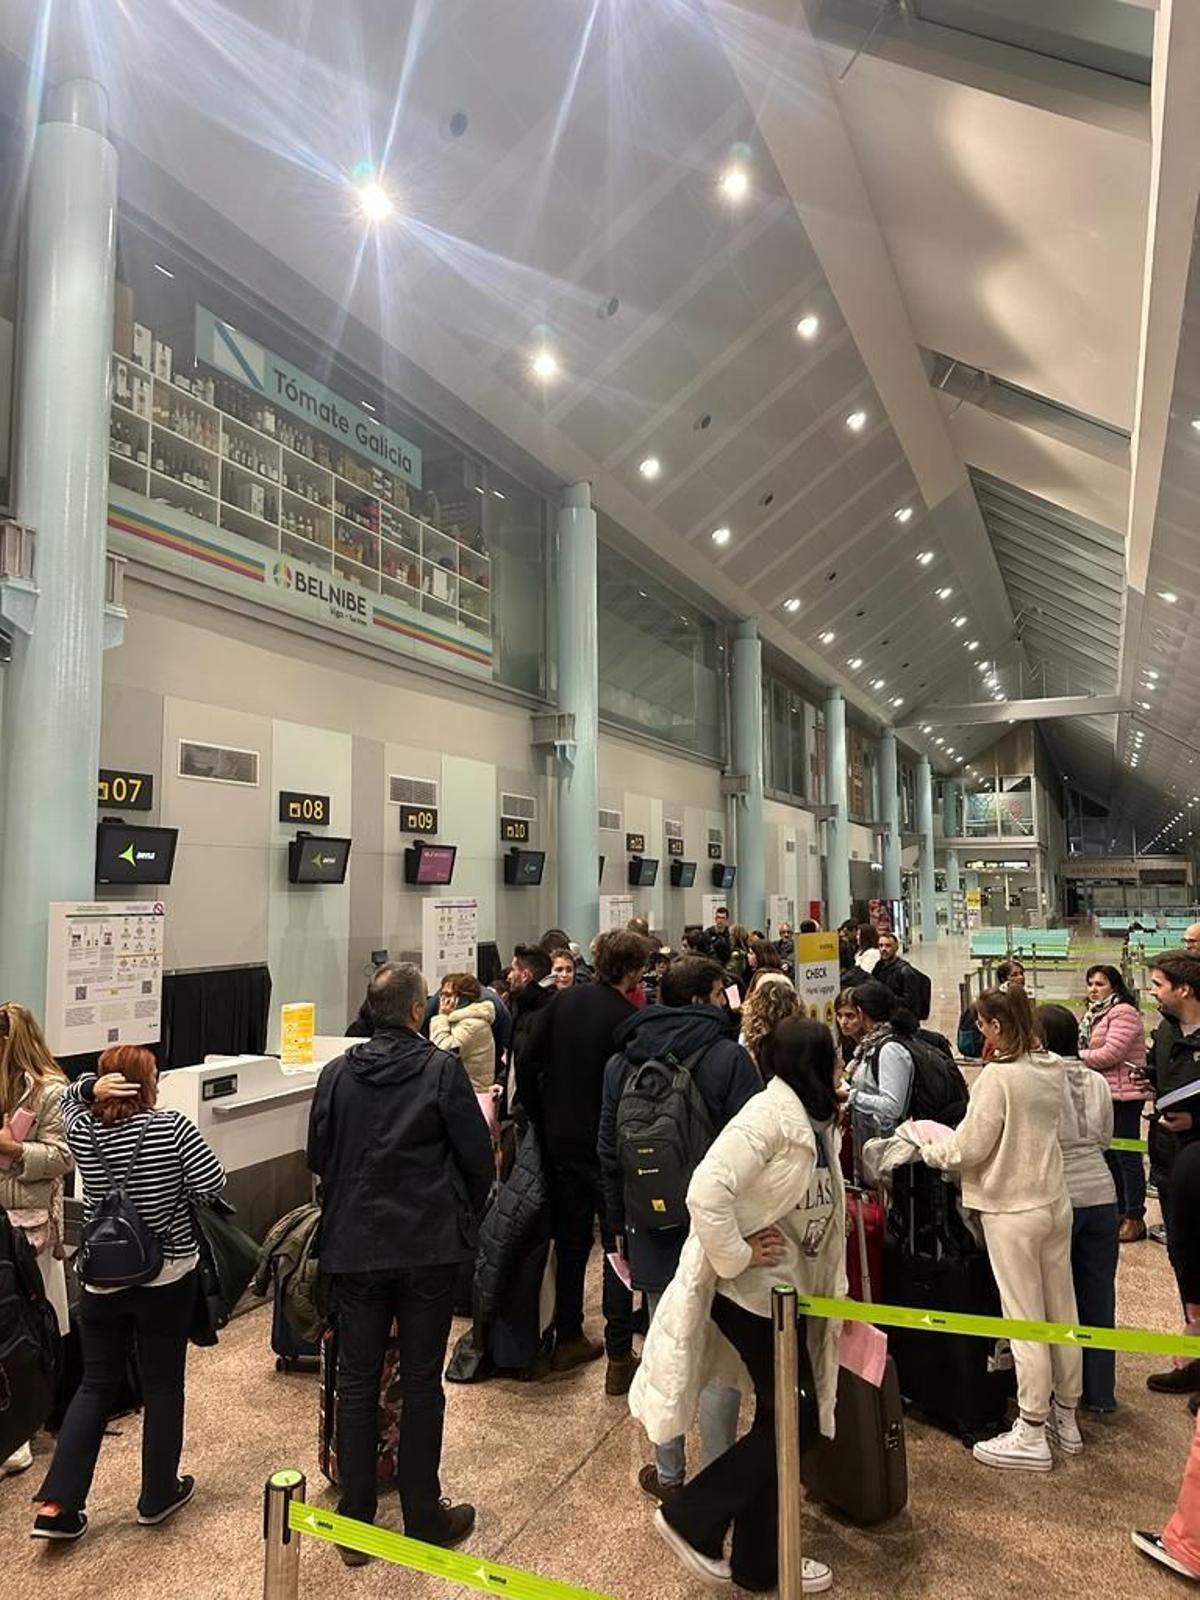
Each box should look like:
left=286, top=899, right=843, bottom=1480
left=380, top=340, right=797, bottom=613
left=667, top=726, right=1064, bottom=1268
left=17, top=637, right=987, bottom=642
left=194, top=306, right=422, bottom=489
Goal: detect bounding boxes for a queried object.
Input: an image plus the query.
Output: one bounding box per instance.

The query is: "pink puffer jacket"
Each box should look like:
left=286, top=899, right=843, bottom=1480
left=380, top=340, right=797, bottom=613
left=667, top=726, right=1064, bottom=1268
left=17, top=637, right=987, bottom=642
left=1079, top=1002, right=1148, bottom=1101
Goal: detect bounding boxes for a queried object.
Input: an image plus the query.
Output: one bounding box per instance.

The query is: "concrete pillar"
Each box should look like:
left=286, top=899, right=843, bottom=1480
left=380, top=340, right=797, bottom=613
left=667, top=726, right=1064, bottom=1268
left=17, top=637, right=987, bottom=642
left=555, top=483, right=600, bottom=943
left=0, top=81, right=117, bottom=1007
left=825, top=689, right=851, bottom=927
left=942, top=779, right=960, bottom=839
left=917, top=756, right=938, bottom=942
left=732, top=620, right=766, bottom=934
left=946, top=847, right=962, bottom=895
left=879, top=727, right=902, bottom=903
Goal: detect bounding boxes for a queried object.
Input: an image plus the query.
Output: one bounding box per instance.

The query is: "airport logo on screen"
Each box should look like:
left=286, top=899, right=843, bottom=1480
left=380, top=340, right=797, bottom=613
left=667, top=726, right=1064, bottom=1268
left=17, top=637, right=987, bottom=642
left=118, top=842, right=158, bottom=868
left=273, top=561, right=369, bottom=628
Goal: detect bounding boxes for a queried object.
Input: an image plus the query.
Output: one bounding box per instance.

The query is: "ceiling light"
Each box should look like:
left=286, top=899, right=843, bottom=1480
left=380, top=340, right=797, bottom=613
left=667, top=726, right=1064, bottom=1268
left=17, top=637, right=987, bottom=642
left=936, top=587, right=953, bottom=600
left=1192, top=419, right=1200, bottom=433
left=492, top=488, right=506, bottom=500
left=845, top=410, right=868, bottom=432
left=847, top=656, right=863, bottom=670
left=870, top=678, right=886, bottom=690
left=784, top=597, right=801, bottom=613
left=946, top=747, right=956, bottom=756
left=153, top=262, right=175, bottom=279
left=952, top=615, right=967, bottom=628
left=1146, top=669, right=1159, bottom=679
left=920, top=724, right=932, bottom=733
left=1159, top=591, right=1179, bottom=603
left=894, top=506, right=913, bottom=525
left=531, top=349, right=559, bottom=382
left=796, top=315, right=819, bottom=340
left=360, top=400, right=376, bottom=414
left=891, top=696, right=904, bottom=708
left=711, top=525, right=732, bottom=547
left=966, top=639, right=979, bottom=650
left=975, top=660, right=987, bottom=669
left=638, top=456, right=662, bottom=480
left=916, top=550, right=934, bottom=566
left=1144, top=682, right=1156, bottom=691
left=934, top=738, right=945, bottom=747
left=1140, top=701, right=1152, bottom=710
left=818, top=630, right=835, bottom=644
left=719, top=166, right=749, bottom=201
left=355, top=179, right=394, bottom=223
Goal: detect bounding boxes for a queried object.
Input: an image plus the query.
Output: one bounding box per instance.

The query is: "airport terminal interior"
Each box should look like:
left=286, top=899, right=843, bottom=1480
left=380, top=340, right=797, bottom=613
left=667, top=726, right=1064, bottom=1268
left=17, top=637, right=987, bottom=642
left=5, top=0, right=1200, bottom=1596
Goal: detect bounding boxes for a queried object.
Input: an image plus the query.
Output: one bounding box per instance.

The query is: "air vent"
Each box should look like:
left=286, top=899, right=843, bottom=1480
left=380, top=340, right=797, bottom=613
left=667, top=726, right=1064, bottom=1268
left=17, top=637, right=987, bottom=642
left=665, top=818, right=684, bottom=840
left=707, top=828, right=724, bottom=848
left=500, top=792, right=537, bottom=822
left=599, top=808, right=623, bottom=833
left=389, top=774, right=438, bottom=808
left=178, top=740, right=259, bottom=786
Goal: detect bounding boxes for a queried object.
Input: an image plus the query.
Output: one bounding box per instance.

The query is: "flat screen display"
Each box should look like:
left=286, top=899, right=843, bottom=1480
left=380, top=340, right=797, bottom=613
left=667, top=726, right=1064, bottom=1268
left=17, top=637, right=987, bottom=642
left=711, top=863, right=737, bottom=891
left=96, top=822, right=179, bottom=885
left=405, top=843, right=457, bottom=885
left=628, top=856, right=659, bottom=888
left=288, top=835, right=351, bottom=885
left=670, top=860, right=697, bottom=888
left=504, top=848, right=546, bottom=886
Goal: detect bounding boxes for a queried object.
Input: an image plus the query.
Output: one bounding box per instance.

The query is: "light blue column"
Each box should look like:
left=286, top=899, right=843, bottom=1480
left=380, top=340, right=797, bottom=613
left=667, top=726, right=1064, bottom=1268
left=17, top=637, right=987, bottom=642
left=946, top=848, right=962, bottom=894
left=879, top=727, right=902, bottom=903
left=732, top=619, right=765, bottom=934
left=943, top=778, right=960, bottom=839
left=917, top=756, right=938, bottom=942
left=0, top=81, right=116, bottom=1009
left=555, top=482, right=600, bottom=944
left=825, top=689, right=851, bottom=927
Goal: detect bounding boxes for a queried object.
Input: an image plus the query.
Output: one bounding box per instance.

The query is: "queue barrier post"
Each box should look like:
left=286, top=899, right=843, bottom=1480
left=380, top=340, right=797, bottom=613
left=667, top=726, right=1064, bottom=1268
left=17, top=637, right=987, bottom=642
left=772, top=1284, right=804, bottom=1600
left=263, top=1469, right=305, bottom=1600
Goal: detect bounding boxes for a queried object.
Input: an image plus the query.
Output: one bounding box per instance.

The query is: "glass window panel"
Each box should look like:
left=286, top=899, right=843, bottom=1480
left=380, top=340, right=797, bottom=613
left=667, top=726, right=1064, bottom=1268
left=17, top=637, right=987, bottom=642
left=912, top=0, right=1152, bottom=84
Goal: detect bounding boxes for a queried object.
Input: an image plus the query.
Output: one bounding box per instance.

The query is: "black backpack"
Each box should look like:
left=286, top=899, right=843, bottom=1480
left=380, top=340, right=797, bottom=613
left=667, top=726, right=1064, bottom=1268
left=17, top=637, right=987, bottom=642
left=78, top=1117, right=165, bottom=1289
left=910, top=967, right=932, bottom=1022
left=615, top=1047, right=713, bottom=1231
left=863, top=1032, right=968, bottom=1129
left=0, top=1209, right=62, bottom=1462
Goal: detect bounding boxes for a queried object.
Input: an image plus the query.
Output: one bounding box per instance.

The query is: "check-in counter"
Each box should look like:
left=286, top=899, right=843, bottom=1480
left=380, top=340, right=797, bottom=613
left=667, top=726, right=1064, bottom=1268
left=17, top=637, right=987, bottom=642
left=158, top=1036, right=356, bottom=1240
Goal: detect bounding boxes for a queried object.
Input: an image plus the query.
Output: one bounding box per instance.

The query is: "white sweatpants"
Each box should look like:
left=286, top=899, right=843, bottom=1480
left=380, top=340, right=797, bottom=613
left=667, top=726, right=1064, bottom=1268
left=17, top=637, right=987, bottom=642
left=981, top=1196, right=1082, bottom=1422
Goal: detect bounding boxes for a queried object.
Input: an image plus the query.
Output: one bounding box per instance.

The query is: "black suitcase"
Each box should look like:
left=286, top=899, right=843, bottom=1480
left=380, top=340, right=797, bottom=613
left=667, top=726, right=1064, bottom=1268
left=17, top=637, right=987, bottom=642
left=884, top=1173, right=1015, bottom=1443
left=271, top=1269, right=320, bottom=1373
left=800, top=1187, right=908, bottom=1526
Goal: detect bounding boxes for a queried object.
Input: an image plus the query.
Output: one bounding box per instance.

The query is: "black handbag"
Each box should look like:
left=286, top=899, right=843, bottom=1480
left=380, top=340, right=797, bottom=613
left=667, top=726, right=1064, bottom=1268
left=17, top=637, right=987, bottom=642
left=190, top=1197, right=258, bottom=1346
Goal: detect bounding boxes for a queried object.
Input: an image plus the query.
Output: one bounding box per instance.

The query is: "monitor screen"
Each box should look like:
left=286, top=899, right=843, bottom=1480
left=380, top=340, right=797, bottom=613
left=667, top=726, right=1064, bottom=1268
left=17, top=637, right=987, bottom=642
left=96, top=822, right=179, bottom=886
left=628, top=856, right=659, bottom=888
left=407, top=843, right=457, bottom=885
left=711, top=863, right=737, bottom=891
left=670, top=859, right=697, bottom=889
left=288, top=835, right=351, bottom=885
left=504, top=848, right=546, bottom=886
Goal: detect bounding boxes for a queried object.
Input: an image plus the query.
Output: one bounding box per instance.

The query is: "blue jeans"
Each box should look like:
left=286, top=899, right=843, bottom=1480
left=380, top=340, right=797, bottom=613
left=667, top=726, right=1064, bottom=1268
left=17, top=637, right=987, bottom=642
left=1070, top=1202, right=1119, bottom=1411
left=645, top=1289, right=741, bottom=1487
left=1106, top=1099, right=1147, bottom=1221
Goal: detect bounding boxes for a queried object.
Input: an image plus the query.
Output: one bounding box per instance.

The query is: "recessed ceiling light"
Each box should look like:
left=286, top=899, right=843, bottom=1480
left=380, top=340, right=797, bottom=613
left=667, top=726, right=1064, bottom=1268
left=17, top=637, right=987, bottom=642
left=355, top=178, right=394, bottom=223
left=847, top=657, right=863, bottom=670
left=891, top=696, right=904, bottom=708
left=638, top=456, right=662, bottom=480
left=719, top=166, right=749, bottom=201
left=818, top=629, right=835, bottom=644
left=784, top=597, right=801, bottom=613
left=975, top=660, right=987, bottom=669
left=946, top=747, right=956, bottom=756
left=1146, top=669, right=1159, bottom=679
left=360, top=400, right=377, bottom=414
left=1159, top=591, right=1179, bottom=603
left=1192, top=419, right=1200, bottom=432
left=531, top=349, right=559, bottom=381
left=894, top=506, right=913, bottom=524
left=936, top=587, right=953, bottom=600
left=492, top=488, right=506, bottom=500
left=845, top=410, right=868, bottom=432
left=1140, top=701, right=1152, bottom=710
left=153, top=262, right=175, bottom=279
left=1145, top=682, right=1156, bottom=691
left=916, top=550, right=934, bottom=566
left=870, top=678, right=886, bottom=690
left=935, top=738, right=945, bottom=747
left=952, top=616, right=967, bottom=628
left=966, top=639, right=979, bottom=650
left=711, top=525, right=731, bottom=546
left=796, top=315, right=819, bottom=340
left=920, top=724, right=932, bottom=733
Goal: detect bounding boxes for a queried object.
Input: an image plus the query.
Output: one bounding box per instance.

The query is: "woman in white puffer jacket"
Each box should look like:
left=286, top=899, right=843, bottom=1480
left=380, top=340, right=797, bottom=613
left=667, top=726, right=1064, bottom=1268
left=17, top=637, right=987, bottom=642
left=629, top=1017, right=844, bottom=1596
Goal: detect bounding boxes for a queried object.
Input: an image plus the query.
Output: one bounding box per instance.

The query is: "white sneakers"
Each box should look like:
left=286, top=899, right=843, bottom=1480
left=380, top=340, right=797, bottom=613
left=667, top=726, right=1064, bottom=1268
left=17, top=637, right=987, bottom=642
left=1, top=1442, right=33, bottom=1477
left=1132, top=1529, right=1200, bottom=1581
left=802, top=1557, right=834, bottom=1594
left=974, top=1406, right=1084, bottom=1472
left=653, top=1510, right=833, bottom=1593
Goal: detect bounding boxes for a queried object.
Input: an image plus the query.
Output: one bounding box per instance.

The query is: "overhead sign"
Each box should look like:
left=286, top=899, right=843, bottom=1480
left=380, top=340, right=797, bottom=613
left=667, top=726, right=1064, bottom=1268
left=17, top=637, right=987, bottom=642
left=45, top=901, right=165, bottom=1056
left=667, top=837, right=684, bottom=857
left=625, top=832, right=646, bottom=854
left=707, top=842, right=723, bottom=861
left=98, top=769, right=153, bottom=811
left=399, top=803, right=439, bottom=834
left=279, top=791, right=330, bottom=826
left=195, top=306, right=422, bottom=487
left=501, top=817, right=530, bottom=844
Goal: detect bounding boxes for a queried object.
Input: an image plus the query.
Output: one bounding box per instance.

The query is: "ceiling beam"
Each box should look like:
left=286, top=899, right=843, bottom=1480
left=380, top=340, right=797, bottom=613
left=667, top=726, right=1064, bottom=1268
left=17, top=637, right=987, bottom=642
left=901, top=695, right=1128, bottom=729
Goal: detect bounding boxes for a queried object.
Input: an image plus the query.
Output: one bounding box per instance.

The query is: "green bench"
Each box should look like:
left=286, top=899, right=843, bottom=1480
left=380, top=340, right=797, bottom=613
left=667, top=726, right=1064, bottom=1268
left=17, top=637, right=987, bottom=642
left=1097, top=917, right=1131, bottom=935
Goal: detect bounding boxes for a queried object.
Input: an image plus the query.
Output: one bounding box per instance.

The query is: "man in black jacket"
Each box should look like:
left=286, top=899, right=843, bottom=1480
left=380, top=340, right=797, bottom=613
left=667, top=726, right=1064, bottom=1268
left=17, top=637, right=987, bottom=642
left=507, top=944, right=554, bottom=1078
left=1145, top=953, right=1200, bottom=1394
left=519, top=928, right=651, bottom=1388
left=704, top=906, right=732, bottom=966
left=598, top=955, right=762, bottom=1501
left=308, top=962, right=493, bottom=1558
left=874, top=930, right=928, bottom=1019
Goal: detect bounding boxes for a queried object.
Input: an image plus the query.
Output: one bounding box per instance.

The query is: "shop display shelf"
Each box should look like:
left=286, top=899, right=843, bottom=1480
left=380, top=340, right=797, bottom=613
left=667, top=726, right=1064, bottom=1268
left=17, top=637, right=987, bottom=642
left=219, top=501, right=279, bottom=548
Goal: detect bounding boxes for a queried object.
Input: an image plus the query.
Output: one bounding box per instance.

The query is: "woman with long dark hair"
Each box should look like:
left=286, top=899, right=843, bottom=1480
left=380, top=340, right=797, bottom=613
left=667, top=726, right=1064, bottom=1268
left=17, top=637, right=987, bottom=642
left=630, top=1017, right=843, bottom=1594
left=920, top=987, right=1082, bottom=1472
left=1079, top=964, right=1149, bottom=1242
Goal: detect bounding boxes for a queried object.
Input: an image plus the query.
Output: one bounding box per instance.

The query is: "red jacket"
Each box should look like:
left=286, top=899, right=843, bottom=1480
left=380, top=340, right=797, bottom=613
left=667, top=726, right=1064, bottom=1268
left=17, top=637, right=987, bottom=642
left=1079, top=1002, right=1148, bottom=1101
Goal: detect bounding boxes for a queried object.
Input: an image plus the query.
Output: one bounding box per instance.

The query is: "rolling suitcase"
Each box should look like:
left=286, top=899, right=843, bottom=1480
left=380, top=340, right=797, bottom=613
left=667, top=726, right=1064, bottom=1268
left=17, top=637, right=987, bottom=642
left=318, top=1321, right=402, bottom=1486
left=884, top=1169, right=1014, bottom=1443
left=845, top=1187, right=886, bottom=1303
left=271, top=1268, right=320, bottom=1372
left=801, top=1186, right=908, bottom=1526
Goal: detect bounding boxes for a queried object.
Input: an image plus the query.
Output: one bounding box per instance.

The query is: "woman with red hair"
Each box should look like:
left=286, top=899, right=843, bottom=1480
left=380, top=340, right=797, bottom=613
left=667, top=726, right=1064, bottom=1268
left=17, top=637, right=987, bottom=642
left=32, top=1046, right=224, bottom=1544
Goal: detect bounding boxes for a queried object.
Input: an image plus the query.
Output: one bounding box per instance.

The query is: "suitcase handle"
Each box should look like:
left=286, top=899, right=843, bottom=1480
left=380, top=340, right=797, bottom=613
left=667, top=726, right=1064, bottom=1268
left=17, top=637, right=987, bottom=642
left=846, top=1184, right=873, bottom=1302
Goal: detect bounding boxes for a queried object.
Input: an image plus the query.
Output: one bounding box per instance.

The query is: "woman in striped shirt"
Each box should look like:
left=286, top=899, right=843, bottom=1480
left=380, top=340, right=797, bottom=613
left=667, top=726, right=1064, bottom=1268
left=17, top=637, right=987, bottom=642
left=32, top=1046, right=225, bottom=1543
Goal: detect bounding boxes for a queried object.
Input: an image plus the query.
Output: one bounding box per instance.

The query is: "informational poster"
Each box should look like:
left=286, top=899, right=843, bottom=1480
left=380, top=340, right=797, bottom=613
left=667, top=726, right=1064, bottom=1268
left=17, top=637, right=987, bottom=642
left=768, top=894, right=792, bottom=936
left=421, top=897, right=478, bottom=983
left=796, top=931, right=840, bottom=1029
left=599, top=894, right=635, bottom=933
left=965, top=887, right=983, bottom=930
left=45, top=901, right=165, bottom=1057
left=280, top=1002, right=315, bottom=1066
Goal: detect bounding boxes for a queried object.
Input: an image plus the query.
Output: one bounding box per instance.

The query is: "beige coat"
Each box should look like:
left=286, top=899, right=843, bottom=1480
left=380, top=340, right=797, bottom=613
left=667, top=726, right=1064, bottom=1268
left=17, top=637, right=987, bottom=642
left=629, top=1075, right=846, bottom=1444
left=430, top=1000, right=496, bottom=1093
left=0, top=1073, right=72, bottom=1249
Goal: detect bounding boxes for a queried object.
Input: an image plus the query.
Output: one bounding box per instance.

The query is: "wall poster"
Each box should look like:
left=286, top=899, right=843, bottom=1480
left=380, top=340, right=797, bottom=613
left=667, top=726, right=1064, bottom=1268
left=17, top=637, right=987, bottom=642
left=45, top=901, right=165, bottom=1057
left=421, top=897, right=478, bottom=984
